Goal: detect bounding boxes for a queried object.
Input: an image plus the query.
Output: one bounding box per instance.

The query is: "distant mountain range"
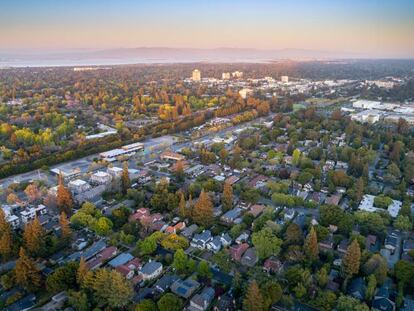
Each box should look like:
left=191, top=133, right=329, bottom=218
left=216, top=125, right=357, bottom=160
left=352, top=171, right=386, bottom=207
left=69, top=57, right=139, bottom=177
left=0, top=47, right=366, bottom=67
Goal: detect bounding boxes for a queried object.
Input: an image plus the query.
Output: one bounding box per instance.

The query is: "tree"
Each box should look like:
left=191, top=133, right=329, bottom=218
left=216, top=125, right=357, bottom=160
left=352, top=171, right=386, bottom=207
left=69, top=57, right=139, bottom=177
left=394, top=215, right=412, bottom=231
left=178, top=191, right=186, bottom=218
left=261, top=281, right=282, bottom=310
left=23, top=217, right=44, bottom=255
left=0, top=209, right=13, bottom=261
left=174, top=161, right=185, bottom=182
left=192, top=190, right=214, bottom=226
left=121, top=161, right=131, bottom=194
left=292, top=149, right=301, bottom=166
left=342, top=239, right=361, bottom=278
left=77, top=257, right=88, bottom=285
left=15, top=248, right=41, bottom=291
left=304, top=226, right=319, bottom=262
left=24, top=184, right=40, bottom=203
left=285, top=223, right=303, bottom=245
left=336, top=295, right=369, bottom=311
left=46, top=262, right=78, bottom=293
left=252, top=227, right=282, bottom=259
left=59, top=211, right=71, bottom=240
left=244, top=280, right=264, bottom=311
left=222, top=181, right=233, bottom=212
left=135, top=299, right=157, bottom=311
left=161, top=233, right=189, bottom=251
left=93, top=217, right=113, bottom=236
left=366, top=274, right=377, bottom=301
left=0, top=230, right=12, bottom=261
left=172, top=249, right=188, bottom=273
left=91, top=269, right=133, bottom=308
left=363, top=254, right=388, bottom=284
left=68, top=290, right=90, bottom=311
left=57, top=175, right=73, bottom=214
left=157, top=293, right=182, bottom=311
left=316, top=267, right=328, bottom=288
left=197, top=260, right=212, bottom=279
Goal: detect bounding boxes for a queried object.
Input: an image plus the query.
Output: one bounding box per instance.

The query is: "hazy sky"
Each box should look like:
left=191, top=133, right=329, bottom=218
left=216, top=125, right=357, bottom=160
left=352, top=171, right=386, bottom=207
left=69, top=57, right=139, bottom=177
left=1, top=0, right=413, bottom=57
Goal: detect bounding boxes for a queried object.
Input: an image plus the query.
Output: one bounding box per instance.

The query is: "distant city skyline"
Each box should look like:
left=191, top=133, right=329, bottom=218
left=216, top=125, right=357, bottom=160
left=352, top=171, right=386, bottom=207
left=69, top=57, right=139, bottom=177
left=1, top=0, right=414, bottom=58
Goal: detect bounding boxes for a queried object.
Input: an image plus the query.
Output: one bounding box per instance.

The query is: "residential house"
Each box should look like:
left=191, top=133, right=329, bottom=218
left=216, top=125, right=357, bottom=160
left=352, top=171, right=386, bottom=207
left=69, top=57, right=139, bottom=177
left=248, top=204, right=265, bottom=218
left=171, top=277, right=200, bottom=299
left=207, top=236, right=222, bottom=253
left=191, top=230, right=213, bottom=249
left=235, top=232, right=250, bottom=244
left=181, top=224, right=199, bottom=239
left=154, top=274, right=180, bottom=294
left=347, top=277, right=366, bottom=301
left=221, top=208, right=242, bottom=224
left=189, top=287, right=215, bottom=311
left=140, top=261, right=163, bottom=281
left=220, top=233, right=232, bottom=247
left=372, top=282, right=396, bottom=311
left=86, top=246, right=118, bottom=270
left=263, top=257, right=283, bottom=274
left=108, top=252, right=134, bottom=268
left=213, top=294, right=235, bottom=311
left=241, top=248, right=258, bottom=267
left=230, top=243, right=249, bottom=261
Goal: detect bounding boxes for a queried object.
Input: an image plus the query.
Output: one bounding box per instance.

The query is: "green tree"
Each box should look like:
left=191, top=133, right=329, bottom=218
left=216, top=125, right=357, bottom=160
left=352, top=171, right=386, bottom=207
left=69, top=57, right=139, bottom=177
left=252, top=227, right=282, bottom=259
left=93, top=217, right=113, bottom=235
left=135, top=299, right=157, bottom=311
left=244, top=280, right=264, bottom=311
left=336, top=295, right=369, bottom=311
left=285, top=223, right=303, bottom=245
left=292, top=149, right=301, bottom=166
left=394, top=215, right=412, bottom=231
left=46, top=262, right=78, bottom=293
left=365, top=274, right=377, bottom=301
left=261, top=281, right=282, bottom=310
left=197, top=260, right=212, bottom=279
left=316, top=267, right=328, bottom=288
left=68, top=290, right=90, bottom=311
left=172, top=249, right=188, bottom=273
left=91, top=269, right=133, bottom=308
left=363, top=254, right=388, bottom=284
left=157, top=293, right=182, bottom=311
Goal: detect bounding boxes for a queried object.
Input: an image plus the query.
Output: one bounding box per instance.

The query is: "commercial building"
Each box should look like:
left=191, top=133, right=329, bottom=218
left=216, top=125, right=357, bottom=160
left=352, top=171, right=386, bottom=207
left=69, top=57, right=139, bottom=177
left=192, top=69, right=201, bottom=82
left=99, top=142, right=144, bottom=161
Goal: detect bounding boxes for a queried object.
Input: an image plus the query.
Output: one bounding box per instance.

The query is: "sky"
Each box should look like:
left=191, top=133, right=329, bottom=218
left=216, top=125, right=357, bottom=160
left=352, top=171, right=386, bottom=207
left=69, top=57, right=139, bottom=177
left=1, top=0, right=413, bottom=58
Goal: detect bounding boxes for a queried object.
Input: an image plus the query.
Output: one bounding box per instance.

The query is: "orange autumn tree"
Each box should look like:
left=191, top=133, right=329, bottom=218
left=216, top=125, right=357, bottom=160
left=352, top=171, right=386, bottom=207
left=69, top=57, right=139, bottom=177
left=192, top=190, right=214, bottom=226
left=57, top=173, right=73, bottom=214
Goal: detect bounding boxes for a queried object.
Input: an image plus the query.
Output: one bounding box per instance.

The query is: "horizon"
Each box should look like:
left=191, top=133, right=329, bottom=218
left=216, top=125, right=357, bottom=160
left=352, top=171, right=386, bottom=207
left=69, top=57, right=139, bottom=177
left=1, top=0, right=414, bottom=60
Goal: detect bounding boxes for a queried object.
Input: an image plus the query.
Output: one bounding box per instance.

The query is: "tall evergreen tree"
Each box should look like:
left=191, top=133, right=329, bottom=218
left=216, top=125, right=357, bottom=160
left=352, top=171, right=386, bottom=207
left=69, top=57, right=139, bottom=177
left=178, top=192, right=186, bottom=218
left=304, top=226, right=319, bottom=261
left=222, top=181, right=233, bottom=212
left=244, top=280, right=264, bottom=311
left=15, top=247, right=42, bottom=291
left=342, top=239, right=361, bottom=278
left=121, top=161, right=131, bottom=194
left=192, top=190, right=214, bottom=226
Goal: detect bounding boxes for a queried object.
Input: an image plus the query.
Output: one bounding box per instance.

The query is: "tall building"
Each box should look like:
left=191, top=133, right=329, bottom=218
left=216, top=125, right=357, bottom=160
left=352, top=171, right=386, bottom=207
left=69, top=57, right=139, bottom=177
left=222, top=72, right=231, bottom=80
left=192, top=69, right=201, bottom=82
left=281, top=76, right=289, bottom=83
left=232, top=71, right=243, bottom=78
